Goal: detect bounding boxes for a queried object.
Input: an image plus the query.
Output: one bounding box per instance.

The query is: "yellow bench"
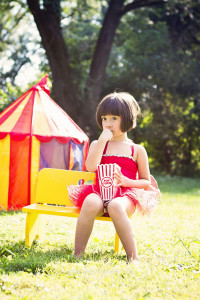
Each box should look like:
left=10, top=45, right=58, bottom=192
left=22, top=168, right=120, bottom=253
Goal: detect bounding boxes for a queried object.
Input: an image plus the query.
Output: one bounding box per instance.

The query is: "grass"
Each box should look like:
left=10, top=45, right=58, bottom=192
left=0, top=174, right=200, bottom=299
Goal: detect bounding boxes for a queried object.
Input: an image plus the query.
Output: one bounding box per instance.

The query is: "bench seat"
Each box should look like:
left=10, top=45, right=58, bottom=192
left=23, top=203, right=113, bottom=221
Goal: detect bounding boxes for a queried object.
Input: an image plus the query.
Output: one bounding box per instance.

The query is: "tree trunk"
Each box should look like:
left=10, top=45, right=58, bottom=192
left=82, top=0, right=125, bottom=139
left=27, top=0, right=80, bottom=122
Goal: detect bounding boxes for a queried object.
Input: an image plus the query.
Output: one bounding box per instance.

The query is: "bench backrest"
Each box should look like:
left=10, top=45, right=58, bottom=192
left=34, top=168, right=96, bottom=206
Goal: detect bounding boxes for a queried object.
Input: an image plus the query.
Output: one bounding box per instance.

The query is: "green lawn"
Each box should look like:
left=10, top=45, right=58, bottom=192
left=0, top=175, right=199, bottom=299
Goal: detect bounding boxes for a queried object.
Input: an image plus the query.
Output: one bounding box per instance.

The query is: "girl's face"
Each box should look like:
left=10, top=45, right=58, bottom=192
left=101, top=115, right=123, bottom=138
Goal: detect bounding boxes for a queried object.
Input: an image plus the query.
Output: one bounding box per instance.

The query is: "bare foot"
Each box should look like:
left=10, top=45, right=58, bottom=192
left=74, top=251, right=84, bottom=259
left=127, top=256, right=140, bottom=266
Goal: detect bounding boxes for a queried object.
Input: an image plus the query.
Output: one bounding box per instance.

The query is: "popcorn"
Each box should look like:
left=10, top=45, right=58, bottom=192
left=97, top=163, right=120, bottom=200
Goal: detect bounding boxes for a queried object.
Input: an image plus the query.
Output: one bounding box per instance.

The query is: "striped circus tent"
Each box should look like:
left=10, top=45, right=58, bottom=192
left=0, top=76, right=89, bottom=210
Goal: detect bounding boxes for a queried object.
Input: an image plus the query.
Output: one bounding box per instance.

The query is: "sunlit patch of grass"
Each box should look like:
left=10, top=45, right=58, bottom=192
left=0, top=175, right=199, bottom=299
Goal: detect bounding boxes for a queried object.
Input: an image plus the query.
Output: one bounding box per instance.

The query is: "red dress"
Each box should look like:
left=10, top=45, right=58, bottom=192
left=67, top=141, right=160, bottom=215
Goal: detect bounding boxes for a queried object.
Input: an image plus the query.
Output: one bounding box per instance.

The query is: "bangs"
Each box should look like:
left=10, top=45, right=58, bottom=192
left=97, top=97, right=122, bottom=117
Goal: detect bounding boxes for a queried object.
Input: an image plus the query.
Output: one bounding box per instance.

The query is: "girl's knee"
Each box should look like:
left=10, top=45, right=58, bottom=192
left=81, top=194, right=103, bottom=215
left=107, top=198, right=125, bottom=216
left=107, top=197, right=134, bottom=217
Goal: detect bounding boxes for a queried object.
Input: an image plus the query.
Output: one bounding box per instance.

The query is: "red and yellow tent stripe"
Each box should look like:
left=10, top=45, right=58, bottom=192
left=0, top=76, right=89, bottom=210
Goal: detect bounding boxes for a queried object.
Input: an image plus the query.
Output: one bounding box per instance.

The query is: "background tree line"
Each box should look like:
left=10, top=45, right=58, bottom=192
left=0, top=0, right=200, bottom=176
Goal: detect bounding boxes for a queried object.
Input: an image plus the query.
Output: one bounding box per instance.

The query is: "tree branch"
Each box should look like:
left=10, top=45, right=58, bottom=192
left=121, top=0, right=166, bottom=16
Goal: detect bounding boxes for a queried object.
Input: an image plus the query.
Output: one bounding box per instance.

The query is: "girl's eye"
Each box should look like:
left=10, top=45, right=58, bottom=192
left=101, top=117, right=107, bottom=121
left=112, top=117, right=117, bottom=120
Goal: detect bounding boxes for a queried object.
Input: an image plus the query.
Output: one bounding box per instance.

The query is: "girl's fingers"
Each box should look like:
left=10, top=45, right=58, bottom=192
left=114, top=175, right=121, bottom=182
left=114, top=170, right=122, bottom=177
left=116, top=168, right=122, bottom=175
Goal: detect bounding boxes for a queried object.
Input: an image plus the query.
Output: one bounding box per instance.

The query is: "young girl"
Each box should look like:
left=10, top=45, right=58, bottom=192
left=68, top=92, right=160, bottom=262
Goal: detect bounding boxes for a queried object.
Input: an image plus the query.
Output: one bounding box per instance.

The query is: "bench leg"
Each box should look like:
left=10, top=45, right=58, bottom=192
left=114, top=232, right=121, bottom=254
left=25, top=212, right=44, bottom=246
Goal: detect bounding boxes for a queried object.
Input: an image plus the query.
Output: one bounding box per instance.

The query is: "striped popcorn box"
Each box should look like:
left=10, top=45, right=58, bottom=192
left=97, top=163, right=120, bottom=201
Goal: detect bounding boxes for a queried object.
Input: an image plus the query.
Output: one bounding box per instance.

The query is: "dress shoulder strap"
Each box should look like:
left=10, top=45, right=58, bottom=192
left=103, top=141, right=109, bottom=155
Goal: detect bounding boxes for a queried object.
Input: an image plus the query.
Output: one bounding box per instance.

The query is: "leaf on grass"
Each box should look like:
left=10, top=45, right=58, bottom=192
left=189, top=239, right=200, bottom=244
left=177, top=235, right=193, bottom=256
left=0, top=248, right=15, bottom=257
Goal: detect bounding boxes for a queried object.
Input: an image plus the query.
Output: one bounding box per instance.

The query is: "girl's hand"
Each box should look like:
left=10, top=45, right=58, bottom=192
left=114, top=168, right=130, bottom=187
left=99, top=128, right=113, bottom=142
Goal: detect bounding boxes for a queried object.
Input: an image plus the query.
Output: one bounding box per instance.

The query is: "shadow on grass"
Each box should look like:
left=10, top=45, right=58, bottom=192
left=0, top=210, right=23, bottom=216
left=0, top=240, right=125, bottom=274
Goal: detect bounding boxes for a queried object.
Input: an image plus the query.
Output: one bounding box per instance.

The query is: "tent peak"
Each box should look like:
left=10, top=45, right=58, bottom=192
left=31, top=75, right=50, bottom=95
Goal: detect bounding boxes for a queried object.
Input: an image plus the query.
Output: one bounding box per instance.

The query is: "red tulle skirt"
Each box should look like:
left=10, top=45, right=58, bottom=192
left=67, top=175, right=160, bottom=216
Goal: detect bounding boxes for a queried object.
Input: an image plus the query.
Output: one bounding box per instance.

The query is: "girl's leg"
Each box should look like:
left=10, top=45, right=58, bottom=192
left=75, top=193, right=104, bottom=257
left=107, top=197, right=139, bottom=262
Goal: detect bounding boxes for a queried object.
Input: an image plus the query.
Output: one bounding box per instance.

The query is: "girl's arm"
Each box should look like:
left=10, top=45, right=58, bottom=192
left=85, top=129, right=113, bottom=172
left=115, top=145, right=151, bottom=190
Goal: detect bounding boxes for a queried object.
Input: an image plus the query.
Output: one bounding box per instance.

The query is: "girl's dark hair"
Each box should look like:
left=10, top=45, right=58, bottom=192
left=96, top=92, right=141, bottom=132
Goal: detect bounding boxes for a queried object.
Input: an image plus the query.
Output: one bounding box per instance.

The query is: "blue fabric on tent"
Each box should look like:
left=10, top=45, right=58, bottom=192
left=70, top=141, right=84, bottom=171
